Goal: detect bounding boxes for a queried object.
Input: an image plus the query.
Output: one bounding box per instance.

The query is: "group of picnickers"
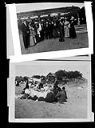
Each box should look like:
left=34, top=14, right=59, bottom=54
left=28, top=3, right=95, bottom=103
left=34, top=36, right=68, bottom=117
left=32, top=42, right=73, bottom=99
left=16, top=77, right=67, bottom=104
left=18, top=16, right=77, bottom=49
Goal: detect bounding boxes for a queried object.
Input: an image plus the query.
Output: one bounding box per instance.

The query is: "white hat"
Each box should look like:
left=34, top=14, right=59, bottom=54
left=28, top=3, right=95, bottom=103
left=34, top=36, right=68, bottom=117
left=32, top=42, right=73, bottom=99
left=25, top=89, right=30, bottom=94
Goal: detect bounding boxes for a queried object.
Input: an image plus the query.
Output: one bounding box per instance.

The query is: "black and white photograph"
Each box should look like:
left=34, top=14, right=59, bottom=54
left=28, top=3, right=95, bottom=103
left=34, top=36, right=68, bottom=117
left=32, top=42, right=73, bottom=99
left=16, top=2, right=89, bottom=55
left=8, top=55, right=93, bottom=122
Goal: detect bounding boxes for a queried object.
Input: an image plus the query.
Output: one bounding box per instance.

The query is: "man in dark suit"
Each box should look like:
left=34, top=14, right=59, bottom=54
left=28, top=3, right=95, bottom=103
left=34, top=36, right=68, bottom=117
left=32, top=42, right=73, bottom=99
left=21, top=20, right=30, bottom=49
left=58, top=19, right=65, bottom=42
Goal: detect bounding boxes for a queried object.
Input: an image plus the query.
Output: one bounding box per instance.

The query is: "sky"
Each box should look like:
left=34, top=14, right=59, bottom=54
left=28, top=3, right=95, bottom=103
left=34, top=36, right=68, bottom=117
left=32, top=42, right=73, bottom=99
left=14, top=56, right=91, bottom=79
left=16, top=2, right=84, bottom=13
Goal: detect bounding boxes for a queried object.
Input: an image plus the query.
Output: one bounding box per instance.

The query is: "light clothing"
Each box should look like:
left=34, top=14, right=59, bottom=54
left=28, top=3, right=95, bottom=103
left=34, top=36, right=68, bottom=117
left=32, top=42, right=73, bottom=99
left=25, top=89, right=30, bottom=95
left=64, top=21, right=70, bottom=37
left=29, top=88, right=50, bottom=98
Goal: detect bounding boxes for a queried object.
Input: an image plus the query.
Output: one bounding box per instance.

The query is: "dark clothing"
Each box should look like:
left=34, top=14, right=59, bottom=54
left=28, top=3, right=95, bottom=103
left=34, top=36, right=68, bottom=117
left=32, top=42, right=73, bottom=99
left=38, top=97, right=45, bottom=101
left=44, top=23, right=49, bottom=39
left=53, top=81, right=61, bottom=96
left=23, top=80, right=29, bottom=90
left=45, top=92, right=56, bottom=103
left=53, top=23, right=58, bottom=38
left=21, top=23, right=30, bottom=48
left=53, top=86, right=61, bottom=96
left=20, top=93, right=29, bottom=99
left=28, top=95, right=38, bottom=101
left=38, top=83, right=43, bottom=89
left=48, top=22, right=53, bottom=39
left=69, top=21, right=77, bottom=38
left=56, top=89, right=67, bottom=103
left=58, top=22, right=65, bottom=42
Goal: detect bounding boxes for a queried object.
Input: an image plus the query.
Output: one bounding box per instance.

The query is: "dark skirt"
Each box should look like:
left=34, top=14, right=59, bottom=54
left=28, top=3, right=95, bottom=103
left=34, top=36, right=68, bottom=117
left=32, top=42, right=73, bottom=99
left=59, top=29, right=64, bottom=42
left=69, top=26, right=76, bottom=38
left=22, top=33, right=30, bottom=48
left=38, top=97, right=45, bottom=101
left=28, top=95, right=38, bottom=101
left=53, top=29, right=58, bottom=38
left=45, top=92, right=56, bottom=103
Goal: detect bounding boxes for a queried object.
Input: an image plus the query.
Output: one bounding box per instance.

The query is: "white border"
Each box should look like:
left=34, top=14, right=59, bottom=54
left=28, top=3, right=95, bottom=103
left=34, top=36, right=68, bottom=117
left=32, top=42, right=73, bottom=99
left=9, top=48, right=93, bottom=63
left=7, top=4, right=21, bottom=56
left=84, top=1, right=93, bottom=53
left=8, top=58, right=94, bottom=122
left=7, top=2, right=93, bottom=61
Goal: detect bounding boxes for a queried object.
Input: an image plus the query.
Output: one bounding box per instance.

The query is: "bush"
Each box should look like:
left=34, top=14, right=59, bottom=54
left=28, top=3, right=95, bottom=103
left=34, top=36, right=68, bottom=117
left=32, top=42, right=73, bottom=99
left=55, top=70, right=82, bottom=81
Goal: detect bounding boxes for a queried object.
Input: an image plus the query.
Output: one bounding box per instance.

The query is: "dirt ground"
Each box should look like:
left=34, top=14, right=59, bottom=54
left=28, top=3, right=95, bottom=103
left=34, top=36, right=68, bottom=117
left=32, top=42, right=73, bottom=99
left=15, top=81, right=88, bottom=118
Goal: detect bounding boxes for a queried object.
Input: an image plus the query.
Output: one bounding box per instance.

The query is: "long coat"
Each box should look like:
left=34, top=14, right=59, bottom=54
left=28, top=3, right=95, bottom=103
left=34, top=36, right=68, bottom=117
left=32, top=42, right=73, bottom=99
left=69, top=21, right=77, bottom=38
left=21, top=23, right=30, bottom=48
left=58, top=22, right=65, bottom=41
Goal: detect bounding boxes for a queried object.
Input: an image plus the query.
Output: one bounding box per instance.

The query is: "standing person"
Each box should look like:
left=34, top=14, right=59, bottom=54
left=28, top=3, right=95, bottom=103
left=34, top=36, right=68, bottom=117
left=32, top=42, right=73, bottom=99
left=53, top=21, right=58, bottom=38
left=40, top=22, right=44, bottom=41
left=64, top=18, right=70, bottom=38
left=29, top=22, right=36, bottom=46
left=21, top=20, right=30, bottom=49
left=35, top=23, right=40, bottom=43
left=37, top=22, right=42, bottom=41
left=48, top=21, right=53, bottom=39
left=69, top=16, right=77, bottom=38
left=58, top=19, right=65, bottom=42
left=44, top=21, right=49, bottom=39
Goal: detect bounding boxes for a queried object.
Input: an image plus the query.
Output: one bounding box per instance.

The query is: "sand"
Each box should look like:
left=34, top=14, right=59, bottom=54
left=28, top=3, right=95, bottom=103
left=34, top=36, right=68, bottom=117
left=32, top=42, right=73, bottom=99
left=15, top=82, right=88, bottom=118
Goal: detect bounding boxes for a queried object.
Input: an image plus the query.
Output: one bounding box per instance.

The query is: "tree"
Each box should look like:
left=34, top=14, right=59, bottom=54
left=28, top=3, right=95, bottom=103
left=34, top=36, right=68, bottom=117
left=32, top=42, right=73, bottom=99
left=66, top=71, right=82, bottom=79
left=55, top=70, right=67, bottom=81
left=32, top=75, right=41, bottom=79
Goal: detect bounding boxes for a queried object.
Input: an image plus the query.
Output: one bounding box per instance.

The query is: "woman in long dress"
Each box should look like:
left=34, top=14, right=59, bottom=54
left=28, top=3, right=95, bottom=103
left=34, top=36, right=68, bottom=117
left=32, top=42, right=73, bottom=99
left=69, top=17, right=77, bottom=38
left=53, top=21, right=58, bottom=38
left=29, top=23, right=36, bottom=46
left=64, top=19, right=70, bottom=38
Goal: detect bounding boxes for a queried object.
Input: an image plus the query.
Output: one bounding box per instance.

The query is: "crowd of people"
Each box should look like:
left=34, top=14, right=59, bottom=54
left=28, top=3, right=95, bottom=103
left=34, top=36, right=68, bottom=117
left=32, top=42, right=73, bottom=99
left=18, top=16, right=77, bottom=49
left=16, top=78, right=67, bottom=104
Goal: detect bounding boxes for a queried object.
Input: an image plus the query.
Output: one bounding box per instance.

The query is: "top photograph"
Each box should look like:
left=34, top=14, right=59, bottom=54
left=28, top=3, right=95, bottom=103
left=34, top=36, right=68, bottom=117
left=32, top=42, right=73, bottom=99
left=16, top=2, right=89, bottom=55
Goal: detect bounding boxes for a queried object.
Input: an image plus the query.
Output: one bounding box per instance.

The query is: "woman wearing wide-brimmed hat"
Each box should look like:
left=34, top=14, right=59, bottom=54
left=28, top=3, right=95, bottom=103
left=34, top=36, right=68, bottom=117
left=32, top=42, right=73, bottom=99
left=69, top=16, right=77, bottom=38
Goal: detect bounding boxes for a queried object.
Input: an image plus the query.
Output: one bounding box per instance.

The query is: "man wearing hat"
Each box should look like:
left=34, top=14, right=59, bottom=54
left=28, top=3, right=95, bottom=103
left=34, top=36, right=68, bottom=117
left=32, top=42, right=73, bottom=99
left=21, top=20, right=30, bottom=49
left=58, top=18, right=65, bottom=42
left=69, top=16, right=77, bottom=38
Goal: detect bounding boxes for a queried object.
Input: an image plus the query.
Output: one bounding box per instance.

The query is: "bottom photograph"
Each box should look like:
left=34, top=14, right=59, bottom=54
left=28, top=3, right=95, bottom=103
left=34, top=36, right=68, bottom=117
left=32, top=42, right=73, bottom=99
left=8, top=55, right=93, bottom=122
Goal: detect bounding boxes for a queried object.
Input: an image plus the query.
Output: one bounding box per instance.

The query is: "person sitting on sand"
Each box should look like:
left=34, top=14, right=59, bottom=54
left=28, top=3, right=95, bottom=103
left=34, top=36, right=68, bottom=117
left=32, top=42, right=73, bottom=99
left=53, top=81, right=61, bottom=96
left=20, top=88, right=30, bottom=99
left=44, top=90, right=56, bottom=103
left=55, top=87, right=67, bottom=104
